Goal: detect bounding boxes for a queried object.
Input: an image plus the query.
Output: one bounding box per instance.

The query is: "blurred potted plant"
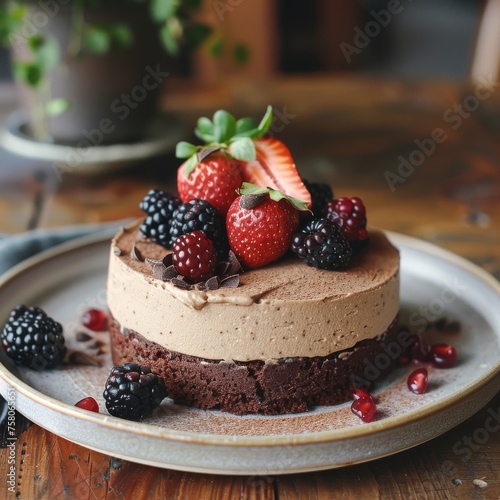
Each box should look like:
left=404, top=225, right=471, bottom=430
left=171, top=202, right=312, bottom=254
left=0, top=0, right=247, bottom=144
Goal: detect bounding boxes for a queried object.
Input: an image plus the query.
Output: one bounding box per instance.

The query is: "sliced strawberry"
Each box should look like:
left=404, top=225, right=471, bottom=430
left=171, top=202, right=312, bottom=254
left=236, top=138, right=312, bottom=208
left=177, top=152, right=243, bottom=216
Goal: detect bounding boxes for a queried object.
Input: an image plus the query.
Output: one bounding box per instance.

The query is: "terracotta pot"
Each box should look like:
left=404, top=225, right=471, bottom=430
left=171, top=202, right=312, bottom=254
left=11, top=1, right=167, bottom=144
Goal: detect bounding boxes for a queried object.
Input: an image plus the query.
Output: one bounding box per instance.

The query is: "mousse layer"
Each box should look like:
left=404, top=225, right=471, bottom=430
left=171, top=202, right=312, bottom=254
left=107, top=221, right=399, bottom=362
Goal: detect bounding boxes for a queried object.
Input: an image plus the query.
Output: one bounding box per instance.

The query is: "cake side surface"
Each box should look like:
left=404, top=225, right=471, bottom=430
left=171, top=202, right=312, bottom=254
left=109, top=315, right=400, bottom=415
left=107, top=221, right=400, bottom=362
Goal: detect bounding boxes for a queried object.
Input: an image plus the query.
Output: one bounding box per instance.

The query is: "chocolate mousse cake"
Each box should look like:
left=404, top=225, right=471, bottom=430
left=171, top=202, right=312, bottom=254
left=106, top=107, right=401, bottom=416
left=107, top=221, right=400, bottom=415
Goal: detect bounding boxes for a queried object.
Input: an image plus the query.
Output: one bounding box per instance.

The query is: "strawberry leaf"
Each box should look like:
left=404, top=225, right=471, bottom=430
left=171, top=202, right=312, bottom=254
left=183, top=154, right=198, bottom=177
left=229, top=137, right=256, bottom=161
left=176, top=141, right=198, bottom=159
left=236, top=117, right=257, bottom=134
left=213, top=110, right=236, bottom=143
left=256, top=105, right=273, bottom=138
left=195, top=116, right=214, bottom=143
left=239, top=182, right=310, bottom=212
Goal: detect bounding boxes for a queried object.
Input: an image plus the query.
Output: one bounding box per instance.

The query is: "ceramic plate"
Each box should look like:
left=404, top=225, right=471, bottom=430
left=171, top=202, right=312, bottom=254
left=0, top=111, right=184, bottom=175
left=0, top=232, right=499, bottom=475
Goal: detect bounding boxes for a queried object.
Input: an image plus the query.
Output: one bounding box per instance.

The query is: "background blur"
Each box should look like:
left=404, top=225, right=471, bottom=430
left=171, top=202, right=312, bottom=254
left=0, top=0, right=482, bottom=81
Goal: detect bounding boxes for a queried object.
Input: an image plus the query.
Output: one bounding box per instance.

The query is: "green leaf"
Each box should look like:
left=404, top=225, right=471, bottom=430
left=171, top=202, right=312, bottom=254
left=175, top=141, right=198, bottom=159
left=229, top=137, right=256, bottom=162
left=46, top=98, right=71, bottom=116
left=110, top=24, right=134, bottom=49
left=234, top=43, right=250, bottom=65
left=184, top=0, right=203, bottom=11
left=13, top=62, right=43, bottom=87
left=256, top=105, right=273, bottom=137
left=159, top=23, right=179, bottom=55
left=84, top=26, right=111, bottom=54
left=208, top=37, right=224, bottom=58
left=150, top=0, right=179, bottom=23
left=213, top=109, right=236, bottom=143
left=195, top=116, right=214, bottom=143
left=239, top=183, right=310, bottom=212
left=236, top=117, right=257, bottom=134
left=182, top=154, right=198, bottom=177
left=185, top=23, right=212, bottom=50
left=35, top=36, right=60, bottom=69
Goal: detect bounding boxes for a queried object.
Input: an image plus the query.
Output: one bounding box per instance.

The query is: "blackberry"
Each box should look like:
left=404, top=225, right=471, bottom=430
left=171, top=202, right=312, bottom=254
left=139, top=189, right=180, bottom=248
left=103, top=362, right=167, bottom=420
left=1, top=305, right=66, bottom=370
left=169, top=199, right=229, bottom=259
left=304, top=180, right=333, bottom=217
left=172, top=230, right=217, bottom=282
left=291, top=218, right=352, bottom=270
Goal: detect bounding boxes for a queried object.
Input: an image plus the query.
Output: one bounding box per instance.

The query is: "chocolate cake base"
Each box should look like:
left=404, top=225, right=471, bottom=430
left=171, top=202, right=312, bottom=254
left=109, top=316, right=402, bottom=415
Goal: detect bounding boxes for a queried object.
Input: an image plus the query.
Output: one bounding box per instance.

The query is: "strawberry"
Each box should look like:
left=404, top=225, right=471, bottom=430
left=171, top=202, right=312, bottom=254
left=226, top=184, right=309, bottom=269
left=177, top=150, right=243, bottom=216
left=175, top=107, right=312, bottom=214
left=236, top=138, right=312, bottom=209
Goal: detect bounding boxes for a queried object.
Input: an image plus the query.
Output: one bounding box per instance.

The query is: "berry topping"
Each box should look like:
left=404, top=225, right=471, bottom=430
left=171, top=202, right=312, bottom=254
left=81, top=308, right=108, bottom=332
left=139, top=189, right=181, bottom=248
left=407, top=368, right=428, bottom=394
left=351, top=397, right=377, bottom=423
left=1, top=305, right=66, bottom=370
left=75, top=397, right=99, bottom=413
left=430, top=343, right=457, bottom=368
left=352, top=387, right=374, bottom=402
left=176, top=107, right=312, bottom=208
left=304, top=180, right=333, bottom=217
left=291, top=218, right=352, bottom=271
left=326, top=197, right=368, bottom=247
left=177, top=151, right=243, bottom=216
left=103, top=362, right=167, bottom=421
left=226, top=184, right=306, bottom=269
left=172, top=230, right=217, bottom=282
left=169, top=199, right=229, bottom=260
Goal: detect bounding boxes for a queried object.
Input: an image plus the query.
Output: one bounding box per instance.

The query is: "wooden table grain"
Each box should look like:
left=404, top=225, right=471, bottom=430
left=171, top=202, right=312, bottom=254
left=0, top=76, right=499, bottom=499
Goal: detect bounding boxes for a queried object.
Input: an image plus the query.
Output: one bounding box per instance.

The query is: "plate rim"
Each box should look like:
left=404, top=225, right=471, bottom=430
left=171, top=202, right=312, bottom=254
left=0, top=229, right=499, bottom=448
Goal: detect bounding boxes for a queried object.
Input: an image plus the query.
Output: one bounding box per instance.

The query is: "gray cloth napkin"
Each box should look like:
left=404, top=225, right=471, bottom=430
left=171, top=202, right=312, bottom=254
left=0, top=221, right=128, bottom=275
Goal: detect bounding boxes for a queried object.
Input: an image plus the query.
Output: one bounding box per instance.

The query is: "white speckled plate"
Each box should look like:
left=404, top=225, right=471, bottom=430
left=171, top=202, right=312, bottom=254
left=0, top=232, right=499, bottom=475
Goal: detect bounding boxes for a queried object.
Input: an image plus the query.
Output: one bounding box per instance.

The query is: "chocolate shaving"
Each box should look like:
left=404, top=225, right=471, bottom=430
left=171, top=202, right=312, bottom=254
left=220, top=274, right=240, bottom=288
left=131, top=246, right=144, bottom=262
left=240, top=193, right=267, bottom=210
left=171, top=278, right=192, bottom=290
left=205, top=276, right=221, bottom=290
left=67, top=350, right=102, bottom=367
left=113, top=246, right=122, bottom=256
left=152, top=263, right=171, bottom=281
left=227, top=251, right=244, bottom=275
left=164, top=265, right=178, bottom=279
left=197, top=146, right=221, bottom=163
left=76, top=331, right=92, bottom=342
left=216, top=261, right=231, bottom=276
left=163, top=253, right=173, bottom=267
left=145, top=257, right=164, bottom=267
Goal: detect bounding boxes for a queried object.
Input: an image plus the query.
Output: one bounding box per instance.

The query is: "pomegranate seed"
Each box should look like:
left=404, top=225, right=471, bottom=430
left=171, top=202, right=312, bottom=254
left=81, top=308, right=108, bottom=332
left=407, top=368, right=428, bottom=394
left=430, top=343, right=457, bottom=368
left=352, top=388, right=374, bottom=402
left=351, top=398, right=377, bottom=423
left=409, top=334, right=430, bottom=362
left=75, top=397, right=99, bottom=413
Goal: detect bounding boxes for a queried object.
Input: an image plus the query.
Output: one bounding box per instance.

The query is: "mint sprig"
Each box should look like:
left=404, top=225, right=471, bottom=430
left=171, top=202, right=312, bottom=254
left=176, top=106, right=274, bottom=176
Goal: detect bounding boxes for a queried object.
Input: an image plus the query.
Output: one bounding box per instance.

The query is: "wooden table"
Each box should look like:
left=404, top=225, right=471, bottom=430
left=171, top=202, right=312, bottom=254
left=0, top=76, right=499, bottom=499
